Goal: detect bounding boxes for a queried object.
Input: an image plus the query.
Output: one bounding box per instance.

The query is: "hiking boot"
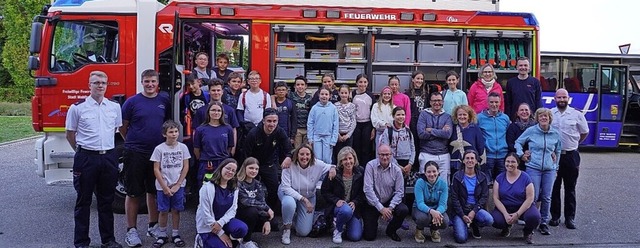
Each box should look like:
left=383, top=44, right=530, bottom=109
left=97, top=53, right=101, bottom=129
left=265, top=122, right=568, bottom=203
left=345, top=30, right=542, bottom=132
left=430, top=230, right=441, bottom=243
left=471, top=223, right=481, bottom=239
left=500, top=225, right=512, bottom=237
left=125, top=228, right=142, bottom=247
left=281, top=229, right=291, bottom=245
left=332, top=229, right=343, bottom=244
left=414, top=229, right=425, bottom=243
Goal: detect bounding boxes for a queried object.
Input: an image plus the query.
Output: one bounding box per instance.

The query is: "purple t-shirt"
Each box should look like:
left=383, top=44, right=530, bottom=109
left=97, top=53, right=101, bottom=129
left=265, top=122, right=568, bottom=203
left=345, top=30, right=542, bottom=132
left=496, top=171, right=533, bottom=208
left=213, top=183, right=235, bottom=218
left=122, top=92, right=170, bottom=153
left=194, top=124, right=234, bottom=161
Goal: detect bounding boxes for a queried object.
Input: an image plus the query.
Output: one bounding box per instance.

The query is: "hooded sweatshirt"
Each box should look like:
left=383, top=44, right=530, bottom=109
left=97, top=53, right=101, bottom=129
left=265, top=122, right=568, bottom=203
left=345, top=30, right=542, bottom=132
left=380, top=124, right=415, bottom=164
left=515, top=124, right=562, bottom=171
left=477, top=110, right=510, bottom=159
left=414, top=175, right=448, bottom=214
left=280, top=159, right=334, bottom=200
left=417, top=108, right=453, bottom=155
left=307, top=101, right=339, bottom=145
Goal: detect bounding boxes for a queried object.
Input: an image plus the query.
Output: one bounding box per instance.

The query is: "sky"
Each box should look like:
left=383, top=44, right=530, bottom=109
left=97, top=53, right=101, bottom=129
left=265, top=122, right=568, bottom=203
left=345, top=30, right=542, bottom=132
left=500, top=0, right=638, bottom=54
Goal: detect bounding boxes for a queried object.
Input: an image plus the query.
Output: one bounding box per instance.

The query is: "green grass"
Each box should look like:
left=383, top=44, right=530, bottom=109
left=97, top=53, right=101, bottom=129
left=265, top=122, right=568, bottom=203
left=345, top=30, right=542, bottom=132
left=0, top=116, right=40, bottom=143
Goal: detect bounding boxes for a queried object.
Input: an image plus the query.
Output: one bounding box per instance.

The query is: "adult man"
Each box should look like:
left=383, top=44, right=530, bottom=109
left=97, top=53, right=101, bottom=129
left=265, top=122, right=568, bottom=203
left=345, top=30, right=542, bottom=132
left=417, top=92, right=453, bottom=184
left=66, top=71, right=123, bottom=248
left=119, top=69, right=171, bottom=247
left=477, top=92, right=510, bottom=181
left=505, top=57, right=542, bottom=120
left=244, top=108, right=293, bottom=214
left=362, top=144, right=409, bottom=242
left=550, top=88, right=589, bottom=229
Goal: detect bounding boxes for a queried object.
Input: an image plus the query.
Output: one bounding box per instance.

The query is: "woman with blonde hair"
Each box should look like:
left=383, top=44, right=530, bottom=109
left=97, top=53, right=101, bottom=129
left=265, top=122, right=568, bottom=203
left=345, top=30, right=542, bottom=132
left=449, top=105, right=486, bottom=178
left=235, top=157, right=274, bottom=247
left=467, top=64, right=504, bottom=113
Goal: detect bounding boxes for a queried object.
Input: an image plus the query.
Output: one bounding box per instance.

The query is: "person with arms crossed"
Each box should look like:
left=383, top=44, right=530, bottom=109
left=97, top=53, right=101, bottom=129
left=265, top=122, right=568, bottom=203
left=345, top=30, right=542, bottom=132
left=66, top=71, right=123, bottom=248
left=550, top=88, right=589, bottom=230
left=120, top=69, right=171, bottom=247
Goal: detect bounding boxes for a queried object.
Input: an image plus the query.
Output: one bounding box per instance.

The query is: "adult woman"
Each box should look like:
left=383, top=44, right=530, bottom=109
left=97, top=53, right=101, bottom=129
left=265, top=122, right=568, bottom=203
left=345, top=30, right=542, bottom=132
left=449, top=105, right=485, bottom=178
left=194, top=102, right=234, bottom=187
left=467, top=64, right=504, bottom=113
left=195, top=158, right=248, bottom=248
left=321, top=146, right=364, bottom=244
left=491, top=153, right=541, bottom=244
left=236, top=157, right=274, bottom=247
left=515, top=108, right=561, bottom=236
left=442, top=71, right=468, bottom=115
left=278, top=145, right=336, bottom=245
left=450, top=150, right=493, bottom=243
left=350, top=74, right=375, bottom=165
left=413, top=161, right=449, bottom=243
left=370, top=86, right=394, bottom=149
left=507, top=103, right=536, bottom=169
left=193, top=52, right=216, bottom=80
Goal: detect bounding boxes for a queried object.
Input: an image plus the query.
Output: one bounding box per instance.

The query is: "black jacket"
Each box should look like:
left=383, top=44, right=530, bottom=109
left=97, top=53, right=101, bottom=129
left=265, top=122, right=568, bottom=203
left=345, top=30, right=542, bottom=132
left=321, top=166, right=365, bottom=219
left=243, top=122, right=293, bottom=166
left=450, top=169, right=489, bottom=217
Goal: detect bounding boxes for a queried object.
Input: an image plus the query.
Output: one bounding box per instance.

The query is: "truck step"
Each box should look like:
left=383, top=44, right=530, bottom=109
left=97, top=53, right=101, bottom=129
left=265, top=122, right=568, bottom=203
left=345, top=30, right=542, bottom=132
left=49, top=151, right=75, bottom=159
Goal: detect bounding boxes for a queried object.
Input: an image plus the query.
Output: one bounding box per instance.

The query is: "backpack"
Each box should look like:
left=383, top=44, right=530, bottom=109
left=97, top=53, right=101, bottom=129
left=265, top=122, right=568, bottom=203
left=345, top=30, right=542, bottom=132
left=387, top=126, right=412, bottom=145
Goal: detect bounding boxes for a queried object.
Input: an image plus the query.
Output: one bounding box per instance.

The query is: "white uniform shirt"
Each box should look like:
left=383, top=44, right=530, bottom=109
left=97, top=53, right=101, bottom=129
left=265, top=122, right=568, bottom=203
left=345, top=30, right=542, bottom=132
left=65, top=96, right=122, bottom=150
left=551, top=106, right=589, bottom=151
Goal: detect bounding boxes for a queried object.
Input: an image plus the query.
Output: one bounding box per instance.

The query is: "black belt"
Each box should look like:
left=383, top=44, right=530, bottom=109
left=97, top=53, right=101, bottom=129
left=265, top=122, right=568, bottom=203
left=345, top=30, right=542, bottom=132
left=561, top=150, right=576, bottom=154
left=77, top=146, right=113, bottom=155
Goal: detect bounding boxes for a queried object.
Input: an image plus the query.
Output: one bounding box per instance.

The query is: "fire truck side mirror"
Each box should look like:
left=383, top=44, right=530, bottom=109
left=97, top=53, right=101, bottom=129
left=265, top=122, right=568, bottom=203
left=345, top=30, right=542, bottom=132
left=29, top=22, right=43, bottom=54
left=28, top=56, right=40, bottom=70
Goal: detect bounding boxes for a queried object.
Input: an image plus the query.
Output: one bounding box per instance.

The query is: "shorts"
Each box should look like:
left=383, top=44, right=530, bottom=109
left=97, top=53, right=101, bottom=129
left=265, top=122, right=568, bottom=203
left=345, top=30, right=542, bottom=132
left=122, top=149, right=156, bottom=197
left=156, top=187, right=186, bottom=212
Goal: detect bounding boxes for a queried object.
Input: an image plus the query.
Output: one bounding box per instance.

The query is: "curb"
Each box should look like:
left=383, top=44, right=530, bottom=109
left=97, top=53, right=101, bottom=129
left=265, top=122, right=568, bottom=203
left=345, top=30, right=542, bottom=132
left=0, top=135, right=40, bottom=147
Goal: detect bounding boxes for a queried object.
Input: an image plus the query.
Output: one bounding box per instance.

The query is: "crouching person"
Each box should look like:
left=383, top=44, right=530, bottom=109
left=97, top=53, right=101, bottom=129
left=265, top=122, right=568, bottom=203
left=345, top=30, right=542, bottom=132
left=413, top=161, right=449, bottom=243
left=195, top=159, right=248, bottom=248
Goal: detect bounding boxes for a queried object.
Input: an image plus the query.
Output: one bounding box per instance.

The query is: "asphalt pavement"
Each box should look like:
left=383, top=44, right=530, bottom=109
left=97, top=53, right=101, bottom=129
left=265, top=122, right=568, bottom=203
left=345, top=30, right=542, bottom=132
left=1, top=139, right=639, bottom=247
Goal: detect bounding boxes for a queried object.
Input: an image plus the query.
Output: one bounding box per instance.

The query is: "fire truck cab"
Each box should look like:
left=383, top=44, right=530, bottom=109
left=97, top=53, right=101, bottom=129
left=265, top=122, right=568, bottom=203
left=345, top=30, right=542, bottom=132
left=29, top=0, right=539, bottom=209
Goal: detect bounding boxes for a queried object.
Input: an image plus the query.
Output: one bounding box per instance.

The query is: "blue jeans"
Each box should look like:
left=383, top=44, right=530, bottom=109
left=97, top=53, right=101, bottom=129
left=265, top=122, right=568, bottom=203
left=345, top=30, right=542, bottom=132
left=526, top=168, right=556, bottom=224
left=452, top=209, right=494, bottom=243
left=483, top=157, right=505, bottom=181
left=278, top=189, right=316, bottom=237
left=333, top=204, right=363, bottom=241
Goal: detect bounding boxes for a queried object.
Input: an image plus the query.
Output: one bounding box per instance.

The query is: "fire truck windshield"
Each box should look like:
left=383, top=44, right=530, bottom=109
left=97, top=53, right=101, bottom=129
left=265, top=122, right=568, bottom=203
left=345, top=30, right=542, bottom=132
left=49, top=20, right=118, bottom=72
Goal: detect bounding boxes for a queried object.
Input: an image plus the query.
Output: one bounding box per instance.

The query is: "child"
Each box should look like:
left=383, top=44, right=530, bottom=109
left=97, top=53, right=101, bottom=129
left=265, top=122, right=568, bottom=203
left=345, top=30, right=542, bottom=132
left=222, top=72, right=244, bottom=112
left=310, top=73, right=340, bottom=106
left=351, top=74, right=376, bottom=165
left=194, top=102, right=234, bottom=187
left=332, top=85, right=356, bottom=164
left=272, top=81, right=297, bottom=144
left=235, top=157, right=274, bottom=247
left=370, top=86, right=395, bottom=149
left=150, top=120, right=191, bottom=247
left=307, top=87, right=339, bottom=164
left=195, top=158, right=249, bottom=248
left=380, top=107, right=416, bottom=178
left=212, top=53, right=234, bottom=82
left=289, top=76, right=312, bottom=148
left=389, top=76, right=411, bottom=126
left=236, top=70, right=271, bottom=127
left=442, top=71, right=468, bottom=116
left=180, top=74, right=210, bottom=137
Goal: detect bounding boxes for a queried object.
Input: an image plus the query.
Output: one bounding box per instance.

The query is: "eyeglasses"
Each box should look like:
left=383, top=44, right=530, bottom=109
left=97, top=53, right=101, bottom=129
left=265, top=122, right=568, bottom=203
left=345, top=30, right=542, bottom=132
left=430, top=99, right=443, bottom=102
left=248, top=77, right=260, bottom=81
left=90, top=81, right=107, bottom=85
left=378, top=153, right=392, bottom=157
left=482, top=71, right=493, bottom=74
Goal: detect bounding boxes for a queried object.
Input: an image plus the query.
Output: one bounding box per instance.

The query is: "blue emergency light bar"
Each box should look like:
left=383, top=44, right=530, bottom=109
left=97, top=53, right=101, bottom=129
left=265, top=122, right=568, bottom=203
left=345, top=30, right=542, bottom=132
left=52, top=0, right=93, bottom=7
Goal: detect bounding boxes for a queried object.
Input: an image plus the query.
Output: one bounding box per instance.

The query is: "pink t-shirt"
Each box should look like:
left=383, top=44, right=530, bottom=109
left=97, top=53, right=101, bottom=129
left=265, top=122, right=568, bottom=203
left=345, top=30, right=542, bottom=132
left=392, top=92, right=411, bottom=125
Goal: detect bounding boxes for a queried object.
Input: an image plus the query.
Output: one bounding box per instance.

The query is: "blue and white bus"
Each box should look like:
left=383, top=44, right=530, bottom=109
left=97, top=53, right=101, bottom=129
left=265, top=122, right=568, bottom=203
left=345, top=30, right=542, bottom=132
left=540, top=51, right=640, bottom=148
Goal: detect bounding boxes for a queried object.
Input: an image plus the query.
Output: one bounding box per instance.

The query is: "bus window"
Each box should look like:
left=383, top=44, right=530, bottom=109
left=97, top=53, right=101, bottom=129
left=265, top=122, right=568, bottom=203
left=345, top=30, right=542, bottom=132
left=562, top=61, right=597, bottom=93
left=50, top=21, right=119, bottom=72
left=600, top=66, right=625, bottom=94
left=540, top=58, right=560, bottom=91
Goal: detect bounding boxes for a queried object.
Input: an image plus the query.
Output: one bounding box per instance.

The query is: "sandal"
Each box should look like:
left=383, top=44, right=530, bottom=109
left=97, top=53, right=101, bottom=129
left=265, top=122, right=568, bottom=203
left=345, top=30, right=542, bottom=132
left=152, top=237, right=168, bottom=248
left=172, top=235, right=186, bottom=247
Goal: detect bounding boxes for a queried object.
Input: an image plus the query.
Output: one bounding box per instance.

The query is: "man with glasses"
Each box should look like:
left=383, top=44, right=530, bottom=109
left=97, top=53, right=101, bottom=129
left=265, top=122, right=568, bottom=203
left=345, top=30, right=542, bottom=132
left=417, top=92, right=453, bottom=184
left=362, top=144, right=409, bottom=242
left=505, top=57, right=542, bottom=121
left=66, top=71, right=123, bottom=248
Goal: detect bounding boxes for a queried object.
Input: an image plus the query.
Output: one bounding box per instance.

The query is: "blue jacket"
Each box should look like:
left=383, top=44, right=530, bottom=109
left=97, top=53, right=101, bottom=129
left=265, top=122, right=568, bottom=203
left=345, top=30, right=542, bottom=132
left=307, top=101, right=339, bottom=145
left=449, top=123, right=486, bottom=164
left=477, top=110, right=510, bottom=159
left=414, top=176, right=448, bottom=214
left=417, top=109, right=453, bottom=155
left=515, top=124, right=562, bottom=171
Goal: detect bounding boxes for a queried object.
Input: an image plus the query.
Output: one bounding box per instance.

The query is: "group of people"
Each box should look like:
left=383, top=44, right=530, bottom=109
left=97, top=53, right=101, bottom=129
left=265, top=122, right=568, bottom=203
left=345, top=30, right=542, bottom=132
left=66, top=54, right=589, bottom=248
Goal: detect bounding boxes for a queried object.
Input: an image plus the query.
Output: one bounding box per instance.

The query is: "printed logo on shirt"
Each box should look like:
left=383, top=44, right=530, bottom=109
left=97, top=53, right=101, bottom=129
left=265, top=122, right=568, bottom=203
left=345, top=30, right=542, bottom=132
left=190, top=99, right=206, bottom=113
left=244, top=188, right=257, bottom=198
left=161, top=151, right=183, bottom=169
left=158, top=104, right=166, bottom=109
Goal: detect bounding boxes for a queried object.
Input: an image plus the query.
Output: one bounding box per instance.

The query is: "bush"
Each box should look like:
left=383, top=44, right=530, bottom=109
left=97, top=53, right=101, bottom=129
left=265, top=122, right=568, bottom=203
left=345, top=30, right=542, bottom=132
left=0, top=101, right=32, bottom=116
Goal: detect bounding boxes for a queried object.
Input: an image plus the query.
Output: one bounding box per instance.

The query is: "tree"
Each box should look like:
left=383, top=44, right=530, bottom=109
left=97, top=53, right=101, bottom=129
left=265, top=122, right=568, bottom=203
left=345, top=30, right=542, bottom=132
left=2, top=0, right=48, bottom=102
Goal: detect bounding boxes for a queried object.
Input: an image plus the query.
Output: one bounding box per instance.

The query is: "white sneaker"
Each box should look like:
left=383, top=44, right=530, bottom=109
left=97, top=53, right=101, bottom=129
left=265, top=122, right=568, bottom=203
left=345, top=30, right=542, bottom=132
left=332, top=229, right=343, bottom=244
left=242, top=241, right=260, bottom=248
left=147, top=223, right=163, bottom=238
left=281, top=229, right=291, bottom=245
left=125, top=228, right=142, bottom=247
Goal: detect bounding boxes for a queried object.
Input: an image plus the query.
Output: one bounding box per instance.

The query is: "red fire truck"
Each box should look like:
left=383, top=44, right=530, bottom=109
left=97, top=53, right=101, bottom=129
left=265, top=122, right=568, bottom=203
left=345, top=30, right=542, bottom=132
left=28, top=0, right=539, bottom=210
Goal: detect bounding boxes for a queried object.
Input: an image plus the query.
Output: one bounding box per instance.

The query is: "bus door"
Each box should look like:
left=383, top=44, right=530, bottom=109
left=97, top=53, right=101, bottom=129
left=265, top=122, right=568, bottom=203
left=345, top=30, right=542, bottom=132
left=594, top=64, right=628, bottom=147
